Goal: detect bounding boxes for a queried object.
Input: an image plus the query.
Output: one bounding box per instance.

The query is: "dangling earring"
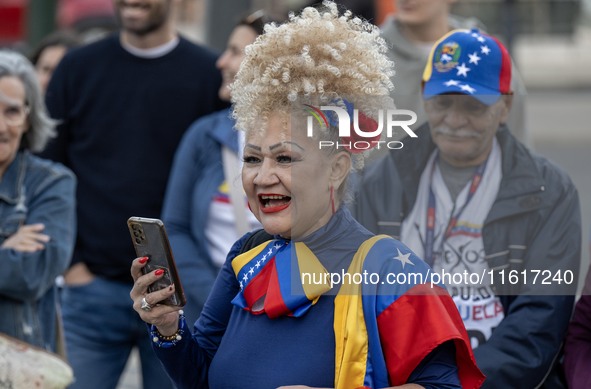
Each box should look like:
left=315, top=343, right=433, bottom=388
left=330, top=185, right=336, bottom=215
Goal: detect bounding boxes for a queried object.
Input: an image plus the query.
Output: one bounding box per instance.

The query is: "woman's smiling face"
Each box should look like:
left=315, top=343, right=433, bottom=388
left=241, top=111, right=338, bottom=240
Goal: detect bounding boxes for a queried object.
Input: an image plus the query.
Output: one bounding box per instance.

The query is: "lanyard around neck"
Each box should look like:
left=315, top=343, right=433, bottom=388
left=423, top=154, right=488, bottom=266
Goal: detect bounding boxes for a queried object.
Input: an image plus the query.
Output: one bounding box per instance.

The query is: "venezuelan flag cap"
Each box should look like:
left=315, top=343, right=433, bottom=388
left=422, top=28, right=512, bottom=105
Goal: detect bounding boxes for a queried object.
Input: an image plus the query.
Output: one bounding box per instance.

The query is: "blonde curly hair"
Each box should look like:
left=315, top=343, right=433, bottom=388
left=232, top=1, right=395, bottom=167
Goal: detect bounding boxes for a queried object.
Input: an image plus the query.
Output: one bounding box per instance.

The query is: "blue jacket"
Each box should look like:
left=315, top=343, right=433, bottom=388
left=0, top=151, right=76, bottom=350
left=161, top=108, right=238, bottom=325
left=352, top=125, right=581, bottom=388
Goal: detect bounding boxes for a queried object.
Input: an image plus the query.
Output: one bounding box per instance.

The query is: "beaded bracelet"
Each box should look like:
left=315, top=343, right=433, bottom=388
left=150, top=310, right=187, bottom=348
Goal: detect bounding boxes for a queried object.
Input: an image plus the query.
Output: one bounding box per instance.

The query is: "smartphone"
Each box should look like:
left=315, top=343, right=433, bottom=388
left=127, top=217, right=186, bottom=307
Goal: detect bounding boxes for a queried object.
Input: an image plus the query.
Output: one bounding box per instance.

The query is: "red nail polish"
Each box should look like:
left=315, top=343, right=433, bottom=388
left=139, top=257, right=148, bottom=264
left=154, top=269, right=165, bottom=276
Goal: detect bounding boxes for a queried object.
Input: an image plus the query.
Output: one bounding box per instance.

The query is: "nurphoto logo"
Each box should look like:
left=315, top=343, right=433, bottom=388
left=304, top=101, right=418, bottom=151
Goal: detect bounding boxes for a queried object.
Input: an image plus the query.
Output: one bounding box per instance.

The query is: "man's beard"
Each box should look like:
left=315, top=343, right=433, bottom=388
left=116, top=2, right=171, bottom=37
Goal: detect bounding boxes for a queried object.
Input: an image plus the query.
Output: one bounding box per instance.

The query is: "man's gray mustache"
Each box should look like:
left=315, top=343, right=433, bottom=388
left=434, top=127, right=480, bottom=138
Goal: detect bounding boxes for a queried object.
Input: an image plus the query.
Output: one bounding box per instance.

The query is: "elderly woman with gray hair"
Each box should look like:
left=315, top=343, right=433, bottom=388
left=0, top=50, right=76, bottom=351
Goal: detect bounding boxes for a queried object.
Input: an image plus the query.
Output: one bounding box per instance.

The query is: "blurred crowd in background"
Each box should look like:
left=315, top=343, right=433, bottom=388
left=1, top=1, right=590, bottom=388
left=1, top=0, right=590, bottom=60
left=2, top=0, right=591, bottom=90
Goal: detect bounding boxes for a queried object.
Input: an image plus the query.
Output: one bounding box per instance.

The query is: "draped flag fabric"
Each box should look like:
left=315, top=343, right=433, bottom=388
left=231, top=239, right=331, bottom=319
left=334, top=235, right=485, bottom=389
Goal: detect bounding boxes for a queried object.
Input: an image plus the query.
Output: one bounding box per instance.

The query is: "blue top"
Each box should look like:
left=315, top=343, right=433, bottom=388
left=0, top=151, right=76, bottom=350
left=161, top=108, right=237, bottom=325
left=153, top=208, right=462, bottom=388
left=42, top=34, right=225, bottom=283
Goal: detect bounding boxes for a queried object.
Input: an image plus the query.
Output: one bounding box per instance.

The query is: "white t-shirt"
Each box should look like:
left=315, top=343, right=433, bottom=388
left=205, top=132, right=261, bottom=267
left=401, top=139, right=504, bottom=348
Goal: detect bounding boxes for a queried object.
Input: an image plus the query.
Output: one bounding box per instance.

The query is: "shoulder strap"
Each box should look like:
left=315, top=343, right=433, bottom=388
left=240, top=229, right=274, bottom=254
left=334, top=235, right=389, bottom=389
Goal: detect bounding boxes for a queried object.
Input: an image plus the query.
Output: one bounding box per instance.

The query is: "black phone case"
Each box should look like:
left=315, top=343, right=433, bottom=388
left=127, top=217, right=186, bottom=307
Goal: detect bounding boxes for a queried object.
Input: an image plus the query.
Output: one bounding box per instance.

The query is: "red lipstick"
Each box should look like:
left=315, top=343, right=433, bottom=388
left=258, top=193, right=291, bottom=214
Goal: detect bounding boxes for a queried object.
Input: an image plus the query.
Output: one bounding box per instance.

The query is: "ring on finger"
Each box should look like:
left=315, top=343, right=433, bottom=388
left=141, top=297, right=153, bottom=312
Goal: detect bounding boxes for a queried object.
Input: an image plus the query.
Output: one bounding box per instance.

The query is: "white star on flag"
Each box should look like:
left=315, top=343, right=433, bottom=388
left=471, top=32, right=480, bottom=38
left=394, top=248, right=414, bottom=269
left=274, top=244, right=282, bottom=250
left=249, top=267, right=255, bottom=275
left=477, top=36, right=486, bottom=43
left=441, top=53, right=452, bottom=62
left=255, top=261, right=261, bottom=268
left=456, top=63, right=470, bottom=77
left=460, top=84, right=476, bottom=94
left=444, top=79, right=460, bottom=87
left=239, top=281, right=243, bottom=289
left=243, top=273, right=249, bottom=282
left=468, top=52, right=481, bottom=65
left=481, top=45, right=491, bottom=55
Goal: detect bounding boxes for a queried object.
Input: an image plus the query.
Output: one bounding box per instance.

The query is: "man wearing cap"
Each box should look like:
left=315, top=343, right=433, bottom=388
left=353, top=29, right=581, bottom=388
left=380, top=0, right=529, bottom=144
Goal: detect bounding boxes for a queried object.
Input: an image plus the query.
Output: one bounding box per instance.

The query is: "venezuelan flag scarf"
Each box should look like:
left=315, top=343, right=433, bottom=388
left=231, top=239, right=331, bottom=319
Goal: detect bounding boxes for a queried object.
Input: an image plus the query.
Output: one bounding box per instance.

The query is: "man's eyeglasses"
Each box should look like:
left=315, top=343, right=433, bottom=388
left=426, top=95, right=493, bottom=118
left=1, top=103, right=30, bottom=126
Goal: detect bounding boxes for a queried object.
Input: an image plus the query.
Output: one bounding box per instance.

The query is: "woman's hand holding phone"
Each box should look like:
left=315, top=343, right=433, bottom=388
left=130, top=256, right=181, bottom=335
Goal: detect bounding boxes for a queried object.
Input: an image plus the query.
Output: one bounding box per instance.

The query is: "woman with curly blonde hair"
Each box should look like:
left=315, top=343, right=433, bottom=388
left=130, top=2, right=483, bottom=388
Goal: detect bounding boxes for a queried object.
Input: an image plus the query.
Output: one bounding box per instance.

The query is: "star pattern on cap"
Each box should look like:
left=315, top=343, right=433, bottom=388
left=443, top=80, right=477, bottom=94
left=434, top=30, right=496, bottom=96
left=456, top=62, right=470, bottom=77
left=460, top=84, right=476, bottom=94
left=468, top=52, right=481, bottom=65
left=444, top=79, right=460, bottom=87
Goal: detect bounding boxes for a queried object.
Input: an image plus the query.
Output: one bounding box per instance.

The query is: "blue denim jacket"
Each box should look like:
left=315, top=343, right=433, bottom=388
left=0, top=151, right=76, bottom=351
left=161, top=108, right=238, bottom=326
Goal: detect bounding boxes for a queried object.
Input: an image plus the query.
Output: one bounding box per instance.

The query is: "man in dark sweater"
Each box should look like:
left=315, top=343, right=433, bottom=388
left=42, top=1, right=225, bottom=388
